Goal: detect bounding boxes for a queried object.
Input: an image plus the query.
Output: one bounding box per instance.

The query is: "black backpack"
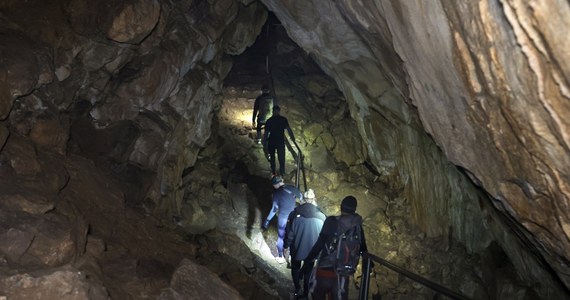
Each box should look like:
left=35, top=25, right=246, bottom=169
left=323, top=214, right=363, bottom=276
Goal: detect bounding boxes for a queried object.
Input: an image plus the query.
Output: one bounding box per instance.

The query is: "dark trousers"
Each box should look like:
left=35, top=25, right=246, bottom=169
left=291, top=259, right=315, bottom=295
left=312, top=268, right=349, bottom=300
left=268, top=142, right=285, bottom=175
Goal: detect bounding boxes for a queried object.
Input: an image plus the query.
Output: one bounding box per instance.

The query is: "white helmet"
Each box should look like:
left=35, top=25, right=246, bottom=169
left=304, top=189, right=315, bottom=200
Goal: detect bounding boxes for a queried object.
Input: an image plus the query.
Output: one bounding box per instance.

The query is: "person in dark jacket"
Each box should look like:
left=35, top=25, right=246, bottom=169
left=285, top=189, right=326, bottom=298
left=262, top=175, right=302, bottom=263
left=252, top=85, right=274, bottom=144
left=305, top=196, right=368, bottom=300
left=264, top=105, right=295, bottom=176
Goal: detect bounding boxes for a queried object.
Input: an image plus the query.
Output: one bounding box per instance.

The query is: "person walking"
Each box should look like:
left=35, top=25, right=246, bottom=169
left=252, top=85, right=274, bottom=145
left=285, top=188, right=326, bottom=299
left=305, top=196, right=368, bottom=300
left=264, top=105, right=295, bottom=176
left=262, top=175, right=302, bottom=263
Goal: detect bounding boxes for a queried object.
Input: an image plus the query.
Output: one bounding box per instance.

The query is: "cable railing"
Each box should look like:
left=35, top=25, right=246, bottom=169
left=359, top=252, right=472, bottom=300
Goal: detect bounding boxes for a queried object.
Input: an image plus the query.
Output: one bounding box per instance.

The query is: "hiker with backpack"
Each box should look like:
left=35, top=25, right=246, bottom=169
left=262, top=175, right=303, bottom=264
left=252, top=85, right=274, bottom=145
left=284, top=188, right=326, bottom=299
left=305, top=196, right=368, bottom=300
left=264, top=105, right=296, bottom=176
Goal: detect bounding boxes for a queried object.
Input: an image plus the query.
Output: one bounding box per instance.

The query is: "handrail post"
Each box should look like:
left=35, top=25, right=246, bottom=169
left=295, top=152, right=300, bottom=188
left=359, top=255, right=371, bottom=300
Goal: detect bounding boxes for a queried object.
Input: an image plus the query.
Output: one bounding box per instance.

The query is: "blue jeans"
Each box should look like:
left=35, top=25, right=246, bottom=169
left=277, top=214, right=287, bottom=256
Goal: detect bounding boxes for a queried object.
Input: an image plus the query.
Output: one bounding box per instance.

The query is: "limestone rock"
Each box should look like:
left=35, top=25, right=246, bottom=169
left=0, top=125, right=9, bottom=150
left=178, top=201, right=217, bottom=234
left=29, top=116, right=69, bottom=154
left=1, top=134, right=41, bottom=176
left=0, top=208, right=77, bottom=268
left=0, top=32, right=48, bottom=119
left=223, top=2, right=268, bottom=55
left=0, top=194, right=54, bottom=215
left=104, top=0, right=160, bottom=44
left=301, top=122, right=324, bottom=145
left=330, top=122, right=366, bottom=166
left=159, top=259, right=242, bottom=300
left=0, top=266, right=109, bottom=300
left=304, top=144, right=334, bottom=173
left=0, top=228, right=34, bottom=263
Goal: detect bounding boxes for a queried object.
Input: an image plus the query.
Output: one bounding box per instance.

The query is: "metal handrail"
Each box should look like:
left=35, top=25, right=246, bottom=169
left=359, top=253, right=472, bottom=300
left=284, top=138, right=307, bottom=191
left=292, top=141, right=307, bottom=191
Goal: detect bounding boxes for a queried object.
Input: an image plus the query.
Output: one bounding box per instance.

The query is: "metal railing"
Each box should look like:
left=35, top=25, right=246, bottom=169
left=359, top=253, right=472, bottom=300
left=285, top=138, right=307, bottom=191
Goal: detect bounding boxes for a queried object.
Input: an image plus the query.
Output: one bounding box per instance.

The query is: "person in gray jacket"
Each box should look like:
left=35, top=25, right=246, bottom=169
left=285, top=188, right=326, bottom=298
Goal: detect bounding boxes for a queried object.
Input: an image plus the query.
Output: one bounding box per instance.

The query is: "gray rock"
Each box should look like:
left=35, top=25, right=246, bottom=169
left=0, top=266, right=109, bottom=300
left=159, top=259, right=242, bottom=300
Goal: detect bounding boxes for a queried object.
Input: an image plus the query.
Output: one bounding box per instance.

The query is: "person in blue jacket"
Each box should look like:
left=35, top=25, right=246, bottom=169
left=262, top=175, right=302, bottom=263
left=285, top=188, right=326, bottom=298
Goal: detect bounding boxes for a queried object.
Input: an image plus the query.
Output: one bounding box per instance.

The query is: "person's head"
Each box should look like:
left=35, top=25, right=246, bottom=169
left=303, top=189, right=316, bottom=205
left=340, top=196, right=357, bottom=214
left=261, top=85, right=270, bottom=94
left=271, top=175, right=284, bottom=189
left=272, top=105, right=281, bottom=115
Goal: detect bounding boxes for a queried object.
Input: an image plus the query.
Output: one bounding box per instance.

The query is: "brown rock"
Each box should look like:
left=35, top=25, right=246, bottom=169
left=0, top=266, right=109, bottom=300
left=29, top=116, right=69, bottom=154
left=0, top=33, right=41, bottom=119
left=0, top=194, right=54, bottom=215
left=159, top=259, right=242, bottom=300
left=104, top=0, right=160, bottom=44
left=0, top=125, right=8, bottom=150
left=0, top=228, right=35, bottom=262
left=2, top=134, right=41, bottom=176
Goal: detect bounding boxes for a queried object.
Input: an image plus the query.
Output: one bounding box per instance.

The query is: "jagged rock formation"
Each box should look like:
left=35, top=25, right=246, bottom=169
left=0, top=0, right=568, bottom=299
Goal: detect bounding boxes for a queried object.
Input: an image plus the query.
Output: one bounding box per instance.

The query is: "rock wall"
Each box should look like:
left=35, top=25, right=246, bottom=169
left=261, top=0, right=570, bottom=297
left=0, top=0, right=267, bottom=216
left=0, top=0, right=271, bottom=298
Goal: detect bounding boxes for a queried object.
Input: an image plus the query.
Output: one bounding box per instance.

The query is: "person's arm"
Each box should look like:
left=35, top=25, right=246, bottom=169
left=293, top=186, right=302, bottom=202
left=285, top=119, right=297, bottom=145
left=263, top=200, right=279, bottom=229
